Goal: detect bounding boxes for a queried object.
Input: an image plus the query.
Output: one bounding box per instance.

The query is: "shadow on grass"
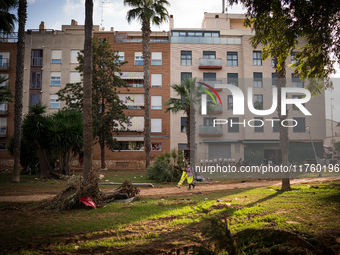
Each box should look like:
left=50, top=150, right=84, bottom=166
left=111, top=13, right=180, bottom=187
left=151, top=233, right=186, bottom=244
left=246, top=191, right=282, bottom=208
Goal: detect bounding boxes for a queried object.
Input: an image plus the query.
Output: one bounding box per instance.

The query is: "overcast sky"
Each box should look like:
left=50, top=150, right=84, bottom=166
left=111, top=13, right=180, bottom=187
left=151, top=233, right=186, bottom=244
left=17, top=0, right=340, bottom=121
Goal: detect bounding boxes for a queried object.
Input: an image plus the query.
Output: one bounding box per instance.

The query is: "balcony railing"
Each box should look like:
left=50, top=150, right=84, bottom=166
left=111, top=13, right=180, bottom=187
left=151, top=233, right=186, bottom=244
left=199, top=125, right=223, bottom=136
left=0, top=32, right=18, bottom=42
left=199, top=58, right=222, bottom=69
left=0, top=58, right=10, bottom=69
left=0, top=126, right=7, bottom=137
left=171, top=36, right=242, bottom=45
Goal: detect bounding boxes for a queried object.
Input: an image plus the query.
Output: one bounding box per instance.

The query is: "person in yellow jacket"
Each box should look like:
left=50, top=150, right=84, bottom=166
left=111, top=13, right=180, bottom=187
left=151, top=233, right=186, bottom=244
left=176, top=161, right=196, bottom=190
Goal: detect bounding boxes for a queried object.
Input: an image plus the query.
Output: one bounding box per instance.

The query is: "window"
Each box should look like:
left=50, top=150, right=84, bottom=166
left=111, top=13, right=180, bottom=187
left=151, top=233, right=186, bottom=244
left=293, top=118, right=305, bottom=132
left=228, top=117, right=239, bottom=133
left=127, top=80, right=143, bottom=88
left=291, top=52, right=297, bottom=64
left=30, top=72, right=42, bottom=89
left=254, top=94, right=263, bottom=110
left=151, top=96, right=162, bottom=110
left=151, top=118, right=162, bottom=132
left=70, top=72, right=81, bottom=83
left=253, top=72, right=263, bottom=87
left=116, top=141, right=144, bottom=151
left=0, top=142, right=6, bottom=151
left=0, top=52, right=10, bottom=67
left=203, top=51, right=216, bottom=59
left=273, top=118, right=279, bottom=132
left=115, top=52, right=124, bottom=64
left=118, top=94, right=144, bottom=109
left=254, top=117, right=264, bottom=132
left=228, top=95, right=233, bottom=110
left=31, top=50, right=42, bottom=66
left=227, top=52, right=238, bottom=66
left=50, top=95, right=60, bottom=109
left=71, top=50, right=80, bottom=63
left=0, top=118, right=7, bottom=135
left=227, top=73, right=238, bottom=86
left=292, top=95, right=305, bottom=110
left=253, top=51, right=262, bottom=65
left=151, top=74, right=162, bottom=87
left=152, top=142, right=162, bottom=151
left=272, top=73, right=277, bottom=86
left=204, top=117, right=216, bottom=126
left=0, top=102, right=7, bottom=112
left=181, top=117, right=187, bottom=132
left=0, top=74, right=9, bottom=88
left=51, top=50, right=62, bottom=64
left=135, top=52, right=143, bottom=65
left=181, top=51, right=192, bottom=65
left=50, top=72, right=61, bottom=86
left=29, top=94, right=41, bottom=106
left=151, top=52, right=162, bottom=65
left=292, top=74, right=304, bottom=88
left=181, top=72, right=192, bottom=82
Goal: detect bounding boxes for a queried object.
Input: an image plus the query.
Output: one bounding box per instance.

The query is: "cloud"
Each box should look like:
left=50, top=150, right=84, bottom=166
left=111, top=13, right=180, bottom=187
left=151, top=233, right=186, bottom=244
left=63, top=0, right=85, bottom=15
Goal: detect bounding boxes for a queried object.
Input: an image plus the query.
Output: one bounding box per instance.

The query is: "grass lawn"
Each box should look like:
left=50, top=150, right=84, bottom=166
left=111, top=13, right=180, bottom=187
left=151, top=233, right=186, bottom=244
left=0, top=173, right=338, bottom=254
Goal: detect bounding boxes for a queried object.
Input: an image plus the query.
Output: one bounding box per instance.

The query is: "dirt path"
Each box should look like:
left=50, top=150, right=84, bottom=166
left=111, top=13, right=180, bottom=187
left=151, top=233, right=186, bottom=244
left=0, top=177, right=337, bottom=203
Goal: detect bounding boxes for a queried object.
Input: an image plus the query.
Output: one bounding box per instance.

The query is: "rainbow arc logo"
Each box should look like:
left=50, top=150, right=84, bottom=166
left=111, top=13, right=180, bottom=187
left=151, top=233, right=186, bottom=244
left=197, top=82, right=222, bottom=106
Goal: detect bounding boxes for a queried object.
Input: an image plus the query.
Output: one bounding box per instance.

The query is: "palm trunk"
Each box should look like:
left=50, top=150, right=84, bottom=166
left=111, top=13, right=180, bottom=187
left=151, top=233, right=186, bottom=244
left=142, top=18, right=151, bottom=168
left=100, top=138, right=105, bottom=169
left=276, top=59, right=291, bottom=191
left=83, top=0, right=93, bottom=185
left=186, top=110, right=190, bottom=161
left=12, top=0, right=27, bottom=183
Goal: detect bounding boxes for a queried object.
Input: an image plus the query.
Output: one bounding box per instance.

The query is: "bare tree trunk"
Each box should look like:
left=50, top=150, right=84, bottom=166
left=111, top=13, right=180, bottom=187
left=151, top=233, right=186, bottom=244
left=12, top=0, right=27, bottom=183
left=83, top=0, right=93, bottom=185
left=142, top=19, right=151, bottom=168
left=276, top=59, right=291, bottom=191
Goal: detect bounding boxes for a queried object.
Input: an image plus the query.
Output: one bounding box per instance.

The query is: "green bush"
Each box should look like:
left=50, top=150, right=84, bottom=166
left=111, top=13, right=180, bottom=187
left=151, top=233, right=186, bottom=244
left=146, top=149, right=185, bottom=182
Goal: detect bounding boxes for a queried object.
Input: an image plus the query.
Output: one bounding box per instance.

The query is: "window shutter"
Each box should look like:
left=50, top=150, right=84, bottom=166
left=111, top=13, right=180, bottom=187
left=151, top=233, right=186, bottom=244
left=51, top=50, right=62, bottom=60
left=151, top=52, right=162, bottom=60
left=151, top=96, right=162, bottom=109
left=151, top=74, right=162, bottom=87
left=71, top=50, right=80, bottom=63
left=70, top=72, right=81, bottom=83
left=118, top=94, right=144, bottom=106
left=151, top=118, right=162, bottom=133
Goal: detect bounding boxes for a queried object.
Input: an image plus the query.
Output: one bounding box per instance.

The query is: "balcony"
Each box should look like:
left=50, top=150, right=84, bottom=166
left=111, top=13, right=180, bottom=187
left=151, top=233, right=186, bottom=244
left=199, top=58, right=222, bottom=69
left=199, top=125, right=223, bottom=136
left=0, top=126, right=7, bottom=137
left=0, top=58, right=10, bottom=70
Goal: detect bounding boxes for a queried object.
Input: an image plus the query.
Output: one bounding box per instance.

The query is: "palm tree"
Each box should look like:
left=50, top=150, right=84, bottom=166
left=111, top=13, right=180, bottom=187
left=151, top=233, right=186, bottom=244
left=124, top=0, right=170, bottom=168
left=0, top=0, right=17, bottom=34
left=165, top=78, right=201, bottom=164
left=12, top=0, right=27, bottom=183
left=83, top=0, right=93, bottom=185
left=0, top=75, right=13, bottom=102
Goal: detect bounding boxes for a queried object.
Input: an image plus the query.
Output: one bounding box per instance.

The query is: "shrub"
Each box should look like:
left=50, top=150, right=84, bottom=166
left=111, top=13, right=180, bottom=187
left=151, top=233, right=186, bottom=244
left=146, top=149, right=185, bottom=182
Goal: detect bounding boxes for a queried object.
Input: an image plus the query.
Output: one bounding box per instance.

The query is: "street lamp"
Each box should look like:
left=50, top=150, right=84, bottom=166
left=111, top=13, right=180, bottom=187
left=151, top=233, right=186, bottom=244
left=305, top=126, right=321, bottom=177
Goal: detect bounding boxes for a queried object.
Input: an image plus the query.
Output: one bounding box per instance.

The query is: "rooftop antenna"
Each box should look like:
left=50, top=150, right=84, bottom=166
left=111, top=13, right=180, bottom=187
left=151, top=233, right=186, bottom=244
left=100, top=0, right=111, bottom=30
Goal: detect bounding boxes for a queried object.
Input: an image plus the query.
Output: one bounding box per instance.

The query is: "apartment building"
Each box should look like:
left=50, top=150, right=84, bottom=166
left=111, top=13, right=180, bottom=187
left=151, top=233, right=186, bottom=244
left=170, top=13, right=326, bottom=165
left=22, top=20, right=100, bottom=115
left=0, top=33, right=17, bottom=161
left=94, top=31, right=171, bottom=169
left=19, top=21, right=170, bottom=169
